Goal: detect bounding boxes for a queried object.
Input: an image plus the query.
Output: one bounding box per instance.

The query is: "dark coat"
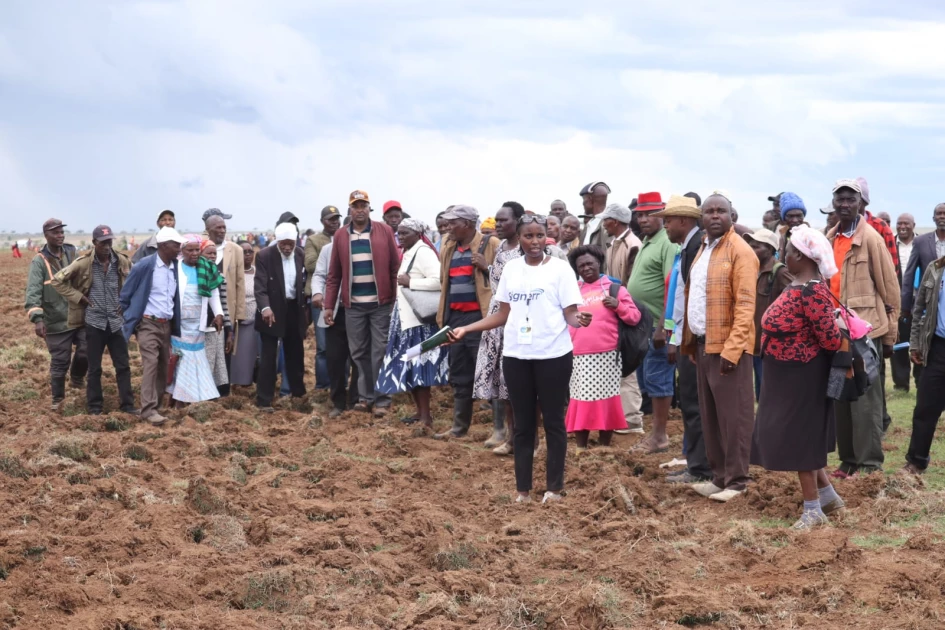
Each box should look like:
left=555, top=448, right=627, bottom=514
left=254, top=246, right=308, bottom=339
left=902, top=231, right=940, bottom=312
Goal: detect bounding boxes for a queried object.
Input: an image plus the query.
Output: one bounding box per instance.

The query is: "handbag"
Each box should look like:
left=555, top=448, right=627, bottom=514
left=400, top=247, right=441, bottom=325
left=166, top=348, right=184, bottom=387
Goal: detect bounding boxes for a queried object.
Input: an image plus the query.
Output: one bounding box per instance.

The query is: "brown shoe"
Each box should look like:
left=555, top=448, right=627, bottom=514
left=902, top=462, right=924, bottom=476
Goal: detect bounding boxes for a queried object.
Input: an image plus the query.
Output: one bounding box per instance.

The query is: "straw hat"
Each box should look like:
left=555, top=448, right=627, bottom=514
left=652, top=194, right=701, bottom=220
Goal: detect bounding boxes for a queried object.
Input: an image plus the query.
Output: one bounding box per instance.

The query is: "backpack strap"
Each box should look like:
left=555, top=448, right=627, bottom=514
left=609, top=281, right=621, bottom=299
left=476, top=236, right=494, bottom=283
left=766, top=262, right=785, bottom=295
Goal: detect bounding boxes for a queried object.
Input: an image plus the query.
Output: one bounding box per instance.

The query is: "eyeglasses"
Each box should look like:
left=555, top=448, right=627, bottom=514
left=519, top=215, right=547, bottom=225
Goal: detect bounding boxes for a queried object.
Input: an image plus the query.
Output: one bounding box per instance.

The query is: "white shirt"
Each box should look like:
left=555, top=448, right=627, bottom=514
left=496, top=256, right=583, bottom=360
left=282, top=253, right=297, bottom=299
left=582, top=216, right=603, bottom=245
left=144, top=256, right=176, bottom=319
left=897, top=238, right=913, bottom=278
left=687, top=237, right=720, bottom=336
left=215, top=243, right=225, bottom=266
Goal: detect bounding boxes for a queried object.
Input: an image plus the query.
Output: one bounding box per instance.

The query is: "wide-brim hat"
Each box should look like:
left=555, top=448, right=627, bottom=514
left=652, top=194, right=700, bottom=219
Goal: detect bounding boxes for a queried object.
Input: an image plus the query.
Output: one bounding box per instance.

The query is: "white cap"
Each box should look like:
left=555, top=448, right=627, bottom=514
left=274, top=222, right=297, bottom=242
left=155, top=226, right=185, bottom=244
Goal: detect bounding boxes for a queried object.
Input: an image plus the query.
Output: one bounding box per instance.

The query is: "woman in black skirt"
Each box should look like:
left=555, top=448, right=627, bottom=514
left=751, top=223, right=844, bottom=530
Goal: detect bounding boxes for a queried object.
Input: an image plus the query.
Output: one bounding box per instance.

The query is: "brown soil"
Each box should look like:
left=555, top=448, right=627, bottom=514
left=1, top=253, right=945, bottom=629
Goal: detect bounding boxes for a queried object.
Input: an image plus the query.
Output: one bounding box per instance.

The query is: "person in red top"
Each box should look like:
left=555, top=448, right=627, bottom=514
left=751, top=225, right=844, bottom=530
left=856, top=177, right=900, bottom=284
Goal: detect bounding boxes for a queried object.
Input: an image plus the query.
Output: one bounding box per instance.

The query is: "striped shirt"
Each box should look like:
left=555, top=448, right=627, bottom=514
left=86, top=251, right=123, bottom=332
left=448, top=245, right=479, bottom=312
left=350, top=223, right=378, bottom=304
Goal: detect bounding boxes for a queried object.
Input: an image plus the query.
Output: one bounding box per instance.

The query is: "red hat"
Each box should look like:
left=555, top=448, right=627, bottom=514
left=634, top=192, right=665, bottom=211
left=383, top=200, right=403, bottom=214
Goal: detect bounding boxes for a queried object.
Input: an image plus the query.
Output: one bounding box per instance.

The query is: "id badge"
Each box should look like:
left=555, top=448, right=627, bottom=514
left=517, top=320, right=533, bottom=345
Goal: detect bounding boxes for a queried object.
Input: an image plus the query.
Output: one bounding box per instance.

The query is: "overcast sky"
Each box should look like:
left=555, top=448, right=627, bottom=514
left=3, top=0, right=945, bottom=233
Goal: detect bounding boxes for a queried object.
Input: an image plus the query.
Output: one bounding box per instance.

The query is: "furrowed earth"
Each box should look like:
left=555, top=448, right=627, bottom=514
left=1, top=253, right=944, bottom=629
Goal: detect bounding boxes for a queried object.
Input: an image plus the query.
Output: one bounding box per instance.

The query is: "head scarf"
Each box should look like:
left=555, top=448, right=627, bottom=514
left=480, top=217, right=496, bottom=231
left=199, top=238, right=215, bottom=252
left=779, top=192, right=807, bottom=220
left=274, top=222, right=297, bottom=242
left=183, top=233, right=202, bottom=245
left=789, top=224, right=838, bottom=279
left=399, top=218, right=427, bottom=234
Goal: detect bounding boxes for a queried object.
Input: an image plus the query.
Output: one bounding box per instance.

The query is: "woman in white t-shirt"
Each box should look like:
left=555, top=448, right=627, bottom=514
left=449, top=215, right=591, bottom=503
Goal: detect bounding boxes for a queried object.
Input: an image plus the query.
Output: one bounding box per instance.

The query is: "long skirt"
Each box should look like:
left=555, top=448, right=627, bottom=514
left=204, top=329, right=229, bottom=387
left=473, top=298, right=505, bottom=400
left=230, top=321, right=258, bottom=386
left=751, top=352, right=835, bottom=471
left=167, top=318, right=219, bottom=403
left=375, top=306, right=449, bottom=394
left=565, top=350, right=626, bottom=432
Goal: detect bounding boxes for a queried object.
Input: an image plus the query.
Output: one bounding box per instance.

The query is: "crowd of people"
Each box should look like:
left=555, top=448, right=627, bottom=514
left=21, top=179, right=944, bottom=527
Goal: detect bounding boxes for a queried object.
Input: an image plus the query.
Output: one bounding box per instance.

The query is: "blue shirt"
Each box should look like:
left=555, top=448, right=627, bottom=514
left=144, top=256, right=177, bottom=319
left=936, top=275, right=945, bottom=339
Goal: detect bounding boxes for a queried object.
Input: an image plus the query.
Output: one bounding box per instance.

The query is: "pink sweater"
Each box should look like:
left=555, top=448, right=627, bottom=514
left=570, top=276, right=641, bottom=356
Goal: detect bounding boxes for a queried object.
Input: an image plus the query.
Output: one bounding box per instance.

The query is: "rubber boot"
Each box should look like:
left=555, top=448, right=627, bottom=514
left=434, top=396, right=473, bottom=439
left=484, top=399, right=507, bottom=447
left=51, top=376, right=66, bottom=411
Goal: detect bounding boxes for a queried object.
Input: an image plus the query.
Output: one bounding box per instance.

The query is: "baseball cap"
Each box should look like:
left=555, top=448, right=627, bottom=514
left=349, top=190, right=370, bottom=206
left=43, top=218, right=66, bottom=232
left=202, top=208, right=232, bottom=222
left=277, top=211, right=299, bottom=225
left=157, top=209, right=175, bottom=221
left=744, top=228, right=780, bottom=252
left=441, top=205, right=479, bottom=222
left=383, top=200, right=402, bottom=214
left=598, top=203, right=633, bottom=224
left=832, top=179, right=862, bottom=195
left=155, top=226, right=186, bottom=244
left=320, top=205, right=341, bottom=220
left=92, top=225, right=115, bottom=243
left=767, top=193, right=784, bottom=203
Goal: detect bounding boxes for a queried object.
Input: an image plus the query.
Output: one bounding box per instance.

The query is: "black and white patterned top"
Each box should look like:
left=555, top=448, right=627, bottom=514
left=86, top=251, right=123, bottom=332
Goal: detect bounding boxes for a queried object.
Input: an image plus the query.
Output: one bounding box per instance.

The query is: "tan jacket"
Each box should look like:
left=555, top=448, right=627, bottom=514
left=436, top=233, right=499, bottom=328
left=606, top=229, right=643, bottom=286
left=304, top=232, right=331, bottom=296
left=681, top=227, right=758, bottom=364
left=51, top=250, right=132, bottom=329
left=220, top=241, right=246, bottom=322
left=827, top=219, right=900, bottom=345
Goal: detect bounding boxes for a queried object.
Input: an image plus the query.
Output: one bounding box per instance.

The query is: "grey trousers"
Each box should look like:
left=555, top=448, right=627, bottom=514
left=46, top=328, right=87, bottom=381
left=346, top=302, right=393, bottom=408
left=835, top=342, right=885, bottom=473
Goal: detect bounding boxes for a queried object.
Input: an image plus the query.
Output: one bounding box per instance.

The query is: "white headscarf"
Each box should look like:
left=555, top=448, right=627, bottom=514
left=274, top=222, right=297, bottom=242
left=789, top=224, right=838, bottom=279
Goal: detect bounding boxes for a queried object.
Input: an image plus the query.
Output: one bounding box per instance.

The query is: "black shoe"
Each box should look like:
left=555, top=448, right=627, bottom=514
left=88, top=409, right=103, bottom=416
left=256, top=405, right=275, bottom=414
left=120, top=407, right=141, bottom=415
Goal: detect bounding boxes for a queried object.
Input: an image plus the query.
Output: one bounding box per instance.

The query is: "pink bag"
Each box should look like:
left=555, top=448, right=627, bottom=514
left=827, top=287, right=873, bottom=340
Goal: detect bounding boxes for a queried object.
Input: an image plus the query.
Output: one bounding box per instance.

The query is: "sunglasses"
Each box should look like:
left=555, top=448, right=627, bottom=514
left=518, top=215, right=548, bottom=226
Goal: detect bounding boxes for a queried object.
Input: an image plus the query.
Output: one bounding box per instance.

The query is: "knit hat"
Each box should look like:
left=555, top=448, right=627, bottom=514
left=779, top=192, right=807, bottom=220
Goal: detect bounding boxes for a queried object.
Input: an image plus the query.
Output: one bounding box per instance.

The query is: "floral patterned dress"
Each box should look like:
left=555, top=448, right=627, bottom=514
left=751, top=280, right=843, bottom=471
left=472, top=242, right=521, bottom=400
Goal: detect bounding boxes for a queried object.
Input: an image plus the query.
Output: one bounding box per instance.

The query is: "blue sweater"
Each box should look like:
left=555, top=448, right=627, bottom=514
left=119, top=253, right=182, bottom=341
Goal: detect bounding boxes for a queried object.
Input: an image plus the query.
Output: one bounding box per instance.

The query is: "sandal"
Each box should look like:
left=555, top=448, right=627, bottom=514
left=400, top=416, right=420, bottom=425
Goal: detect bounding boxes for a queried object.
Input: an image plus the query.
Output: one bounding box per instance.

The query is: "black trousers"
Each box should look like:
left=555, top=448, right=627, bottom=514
left=891, top=314, right=922, bottom=391
left=257, top=300, right=306, bottom=407
left=85, top=323, right=134, bottom=412
left=678, top=353, right=711, bottom=478
left=907, top=336, right=945, bottom=470
left=325, top=306, right=359, bottom=411
left=218, top=351, right=231, bottom=397
left=504, top=353, right=572, bottom=493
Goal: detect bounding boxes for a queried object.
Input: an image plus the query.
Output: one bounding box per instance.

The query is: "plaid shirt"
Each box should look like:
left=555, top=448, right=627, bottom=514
left=681, top=227, right=759, bottom=364
left=865, top=211, right=900, bottom=283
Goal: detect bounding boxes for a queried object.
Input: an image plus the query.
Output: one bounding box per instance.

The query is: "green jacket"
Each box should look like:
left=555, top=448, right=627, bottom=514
left=910, top=258, right=945, bottom=366
left=303, top=232, right=332, bottom=296
left=51, top=250, right=132, bottom=330
left=24, top=244, right=79, bottom=334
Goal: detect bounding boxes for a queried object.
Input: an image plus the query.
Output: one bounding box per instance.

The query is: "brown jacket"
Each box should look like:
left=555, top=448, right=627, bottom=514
left=681, top=227, right=759, bottom=365
left=51, top=250, right=132, bottom=329
left=606, top=229, right=643, bottom=286
left=827, top=219, right=900, bottom=346
left=436, top=233, right=499, bottom=328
